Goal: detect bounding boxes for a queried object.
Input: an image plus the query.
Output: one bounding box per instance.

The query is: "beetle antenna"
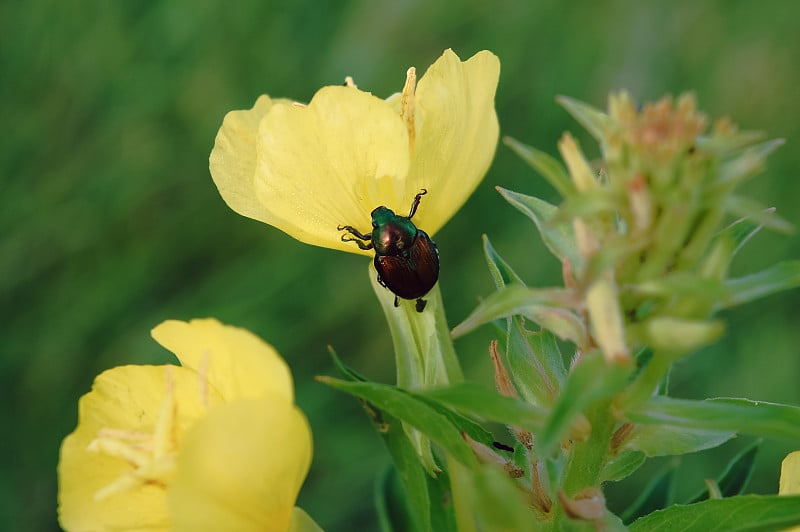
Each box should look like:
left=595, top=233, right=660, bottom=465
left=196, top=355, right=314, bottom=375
left=408, top=189, right=428, bottom=219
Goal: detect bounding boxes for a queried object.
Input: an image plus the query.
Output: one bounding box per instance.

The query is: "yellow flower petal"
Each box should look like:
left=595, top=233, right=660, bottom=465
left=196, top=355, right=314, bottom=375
left=210, top=95, right=277, bottom=225
left=254, top=86, right=410, bottom=255
left=406, top=49, right=500, bottom=235
left=780, top=451, right=800, bottom=495
left=169, top=397, right=313, bottom=532
left=151, top=318, right=294, bottom=403
left=58, top=365, right=208, bottom=531
left=290, top=507, right=324, bottom=532
left=209, top=50, right=500, bottom=255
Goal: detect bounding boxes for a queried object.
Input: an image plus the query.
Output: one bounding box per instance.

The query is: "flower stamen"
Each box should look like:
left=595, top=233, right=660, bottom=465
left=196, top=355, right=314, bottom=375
left=400, top=67, right=417, bottom=155
left=87, top=368, right=179, bottom=501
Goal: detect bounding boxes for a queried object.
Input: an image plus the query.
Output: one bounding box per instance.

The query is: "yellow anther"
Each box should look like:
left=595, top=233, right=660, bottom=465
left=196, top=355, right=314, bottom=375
left=343, top=76, right=358, bottom=89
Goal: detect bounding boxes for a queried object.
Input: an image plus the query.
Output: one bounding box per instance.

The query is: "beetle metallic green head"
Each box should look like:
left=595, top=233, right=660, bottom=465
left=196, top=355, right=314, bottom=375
left=338, top=189, right=439, bottom=312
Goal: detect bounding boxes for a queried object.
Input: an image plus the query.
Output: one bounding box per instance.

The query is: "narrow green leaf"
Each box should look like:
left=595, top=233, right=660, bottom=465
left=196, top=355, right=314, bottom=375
left=538, top=351, right=633, bottom=456
left=718, top=261, right=800, bottom=310
left=318, top=377, right=477, bottom=467
left=620, top=463, right=678, bottom=523
left=328, top=345, right=368, bottom=382
left=600, top=450, right=646, bottom=482
left=627, top=397, right=800, bottom=441
left=722, top=195, right=793, bottom=233
left=374, top=466, right=401, bottom=532
left=420, top=383, right=547, bottom=432
left=414, top=392, right=497, bottom=448
left=379, top=418, right=431, bottom=532
left=451, top=284, right=575, bottom=338
left=450, top=462, right=537, bottom=530
left=629, top=495, right=800, bottom=532
left=695, top=129, right=765, bottom=155
left=496, top=186, right=582, bottom=266
left=688, top=440, right=761, bottom=503
left=557, top=95, right=615, bottom=142
left=503, top=136, right=575, bottom=197
left=625, top=425, right=735, bottom=457
left=482, top=234, right=524, bottom=289
left=718, top=138, right=785, bottom=188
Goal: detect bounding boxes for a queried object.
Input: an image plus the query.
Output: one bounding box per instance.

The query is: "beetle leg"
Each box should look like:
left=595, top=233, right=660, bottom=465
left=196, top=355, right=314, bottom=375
left=394, top=295, right=399, bottom=307
left=338, top=224, right=372, bottom=241
left=415, top=298, right=427, bottom=312
left=341, top=234, right=373, bottom=250
left=377, top=273, right=387, bottom=289
left=407, top=188, right=428, bottom=219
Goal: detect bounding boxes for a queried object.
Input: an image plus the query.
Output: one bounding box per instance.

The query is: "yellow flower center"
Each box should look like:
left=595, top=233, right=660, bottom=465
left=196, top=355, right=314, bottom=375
left=88, top=357, right=210, bottom=501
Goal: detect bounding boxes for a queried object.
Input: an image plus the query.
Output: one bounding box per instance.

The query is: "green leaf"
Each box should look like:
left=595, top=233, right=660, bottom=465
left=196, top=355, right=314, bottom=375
left=482, top=234, right=524, bottom=289
left=600, top=450, right=646, bottom=482
left=716, top=212, right=766, bottom=259
left=625, top=425, right=735, bottom=457
left=629, top=495, right=800, bottom=532
left=722, top=195, right=793, bottom=233
left=318, top=377, right=477, bottom=467
left=328, top=345, right=368, bottom=382
left=420, top=383, right=547, bottom=432
left=695, top=129, right=765, bottom=155
left=503, top=136, right=575, bottom=198
left=374, top=466, right=404, bottom=532
left=557, top=95, right=615, bottom=143
left=718, top=261, right=800, bottom=310
left=378, top=416, right=434, bottom=532
left=718, top=138, right=785, bottom=189
left=627, top=397, right=800, bottom=441
left=414, top=392, right=497, bottom=448
left=688, top=440, right=761, bottom=503
left=620, top=463, right=678, bottom=523
left=449, top=460, right=536, bottom=531
left=451, top=284, right=579, bottom=340
left=496, top=187, right=582, bottom=266
left=538, top=351, right=633, bottom=456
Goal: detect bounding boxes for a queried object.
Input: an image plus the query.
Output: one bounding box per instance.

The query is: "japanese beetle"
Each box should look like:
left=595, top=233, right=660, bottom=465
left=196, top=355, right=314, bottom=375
left=338, top=189, right=439, bottom=312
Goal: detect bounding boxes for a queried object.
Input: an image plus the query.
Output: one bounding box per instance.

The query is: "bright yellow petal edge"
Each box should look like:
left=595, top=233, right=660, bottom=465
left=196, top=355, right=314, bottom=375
left=779, top=451, right=800, bottom=532
left=209, top=49, right=500, bottom=256
left=58, top=319, right=319, bottom=532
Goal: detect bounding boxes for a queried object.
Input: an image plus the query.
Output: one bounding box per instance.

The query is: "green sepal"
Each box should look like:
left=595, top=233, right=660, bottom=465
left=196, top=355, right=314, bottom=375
left=620, top=462, right=678, bottom=524
left=495, top=186, right=582, bottom=267
left=717, top=260, right=800, bottom=310
left=538, top=351, right=633, bottom=456
left=503, top=136, right=576, bottom=198
left=557, top=95, right=616, bottom=143
left=629, top=495, right=800, bottom=532
left=317, top=377, right=477, bottom=468
left=420, top=383, right=547, bottom=433
left=627, top=396, right=800, bottom=441
left=626, top=317, right=725, bottom=357
left=687, top=439, right=761, bottom=503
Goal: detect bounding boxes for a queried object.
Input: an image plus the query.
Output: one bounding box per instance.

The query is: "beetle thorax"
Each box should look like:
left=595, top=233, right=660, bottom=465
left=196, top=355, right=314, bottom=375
left=371, top=206, right=417, bottom=256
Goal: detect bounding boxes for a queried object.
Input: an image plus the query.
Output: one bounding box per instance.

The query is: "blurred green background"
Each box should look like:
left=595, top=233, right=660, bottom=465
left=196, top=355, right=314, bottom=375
left=4, top=0, right=799, bottom=529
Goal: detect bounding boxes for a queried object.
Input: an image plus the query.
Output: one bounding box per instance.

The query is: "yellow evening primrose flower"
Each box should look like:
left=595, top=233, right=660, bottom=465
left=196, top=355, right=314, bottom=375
left=58, top=318, right=320, bottom=532
left=780, top=451, right=800, bottom=532
left=210, top=49, right=500, bottom=255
